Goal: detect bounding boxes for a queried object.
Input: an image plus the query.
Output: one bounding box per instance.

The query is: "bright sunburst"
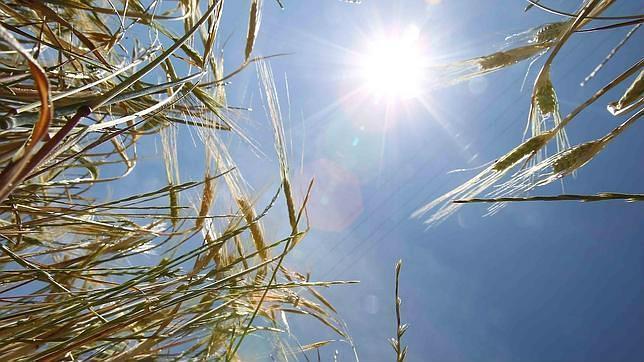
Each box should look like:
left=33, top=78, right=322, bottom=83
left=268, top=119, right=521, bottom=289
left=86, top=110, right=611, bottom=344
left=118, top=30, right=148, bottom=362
left=359, top=25, right=425, bottom=99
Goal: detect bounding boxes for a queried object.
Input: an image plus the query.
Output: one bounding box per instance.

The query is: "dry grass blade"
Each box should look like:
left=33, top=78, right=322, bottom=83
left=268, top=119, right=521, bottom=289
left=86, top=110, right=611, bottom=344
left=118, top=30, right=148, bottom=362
left=0, top=24, right=52, bottom=203
left=89, top=1, right=222, bottom=110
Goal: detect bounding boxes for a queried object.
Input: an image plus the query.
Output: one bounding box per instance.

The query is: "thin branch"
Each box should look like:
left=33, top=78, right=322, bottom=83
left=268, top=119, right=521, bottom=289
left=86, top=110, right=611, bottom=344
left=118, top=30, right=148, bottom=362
left=454, top=193, right=644, bottom=203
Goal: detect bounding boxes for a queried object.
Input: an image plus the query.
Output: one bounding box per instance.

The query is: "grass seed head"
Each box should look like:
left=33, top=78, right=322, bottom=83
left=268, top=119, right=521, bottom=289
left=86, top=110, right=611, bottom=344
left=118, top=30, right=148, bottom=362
left=478, top=44, right=546, bottom=71
left=236, top=197, right=268, bottom=262
left=196, top=174, right=215, bottom=230
left=552, top=140, right=605, bottom=175
left=532, top=22, right=569, bottom=44
left=534, top=72, right=557, bottom=115
left=493, top=133, right=552, bottom=171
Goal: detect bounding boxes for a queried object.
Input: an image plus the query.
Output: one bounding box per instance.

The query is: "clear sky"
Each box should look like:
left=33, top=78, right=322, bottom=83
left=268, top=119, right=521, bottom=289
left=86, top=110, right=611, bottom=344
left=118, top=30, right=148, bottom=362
left=127, top=1, right=643, bottom=360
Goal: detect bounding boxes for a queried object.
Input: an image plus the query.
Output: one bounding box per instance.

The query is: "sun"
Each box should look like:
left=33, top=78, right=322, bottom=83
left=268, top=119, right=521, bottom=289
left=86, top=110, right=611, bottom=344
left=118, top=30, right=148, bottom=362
left=359, top=25, right=425, bottom=99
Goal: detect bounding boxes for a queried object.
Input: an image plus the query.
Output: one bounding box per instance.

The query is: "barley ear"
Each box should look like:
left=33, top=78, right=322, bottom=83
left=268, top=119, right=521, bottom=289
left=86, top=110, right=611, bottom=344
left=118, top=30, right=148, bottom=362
left=478, top=44, right=547, bottom=72
left=236, top=198, right=268, bottom=263
left=196, top=173, right=216, bottom=230
left=532, top=21, right=569, bottom=44
left=245, top=0, right=262, bottom=63
left=493, top=132, right=552, bottom=171
left=534, top=70, right=557, bottom=115
left=551, top=140, right=605, bottom=175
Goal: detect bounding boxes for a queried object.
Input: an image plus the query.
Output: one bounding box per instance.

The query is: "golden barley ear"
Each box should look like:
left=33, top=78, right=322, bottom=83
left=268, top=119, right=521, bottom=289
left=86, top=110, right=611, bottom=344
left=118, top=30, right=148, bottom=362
left=245, top=0, right=263, bottom=63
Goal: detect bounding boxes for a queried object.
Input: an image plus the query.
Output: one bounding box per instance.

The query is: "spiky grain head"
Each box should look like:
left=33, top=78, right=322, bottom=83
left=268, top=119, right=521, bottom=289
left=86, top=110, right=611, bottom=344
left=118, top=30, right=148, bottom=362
left=478, top=44, right=546, bottom=71
left=196, top=174, right=216, bottom=230
left=532, top=22, right=569, bottom=44
left=552, top=140, right=605, bottom=175
left=534, top=72, right=557, bottom=115
left=493, top=133, right=552, bottom=171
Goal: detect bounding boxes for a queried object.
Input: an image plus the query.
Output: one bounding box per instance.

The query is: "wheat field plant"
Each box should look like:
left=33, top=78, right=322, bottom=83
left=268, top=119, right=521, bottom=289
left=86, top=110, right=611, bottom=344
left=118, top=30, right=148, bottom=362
left=0, top=0, right=360, bottom=360
left=411, top=0, right=643, bottom=225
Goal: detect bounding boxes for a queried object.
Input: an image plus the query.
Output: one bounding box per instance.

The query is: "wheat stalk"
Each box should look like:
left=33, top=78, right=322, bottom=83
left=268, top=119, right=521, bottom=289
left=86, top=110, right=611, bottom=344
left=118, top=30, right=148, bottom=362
left=390, top=260, right=408, bottom=362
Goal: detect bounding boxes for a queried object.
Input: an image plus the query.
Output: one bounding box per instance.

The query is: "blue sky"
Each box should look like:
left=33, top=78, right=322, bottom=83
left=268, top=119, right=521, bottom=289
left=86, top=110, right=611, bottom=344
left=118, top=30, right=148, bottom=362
left=123, top=1, right=643, bottom=360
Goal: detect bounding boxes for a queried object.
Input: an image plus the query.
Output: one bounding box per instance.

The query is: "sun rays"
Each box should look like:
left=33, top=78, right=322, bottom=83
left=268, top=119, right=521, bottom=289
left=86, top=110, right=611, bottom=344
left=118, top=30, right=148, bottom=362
left=358, top=25, right=426, bottom=100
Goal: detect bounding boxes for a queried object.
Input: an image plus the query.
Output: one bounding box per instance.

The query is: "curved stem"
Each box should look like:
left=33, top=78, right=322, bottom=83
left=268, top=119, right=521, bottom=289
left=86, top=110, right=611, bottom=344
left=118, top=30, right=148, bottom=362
left=525, top=0, right=643, bottom=20
left=576, top=19, right=644, bottom=33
